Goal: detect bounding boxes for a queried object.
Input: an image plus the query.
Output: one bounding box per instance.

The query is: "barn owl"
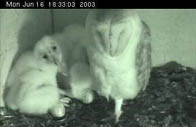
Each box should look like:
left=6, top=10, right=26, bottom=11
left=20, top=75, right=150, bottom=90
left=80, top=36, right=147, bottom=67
left=52, top=24, right=94, bottom=104
left=4, top=36, right=70, bottom=117
left=85, top=9, right=151, bottom=122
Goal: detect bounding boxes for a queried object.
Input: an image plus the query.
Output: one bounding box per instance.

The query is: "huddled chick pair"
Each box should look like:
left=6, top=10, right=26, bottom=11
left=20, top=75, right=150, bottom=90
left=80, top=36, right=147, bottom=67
left=4, top=25, right=92, bottom=117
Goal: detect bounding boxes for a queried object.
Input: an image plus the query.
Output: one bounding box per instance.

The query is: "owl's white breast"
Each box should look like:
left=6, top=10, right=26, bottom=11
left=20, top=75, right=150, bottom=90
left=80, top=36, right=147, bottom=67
left=88, top=16, right=143, bottom=99
left=88, top=41, right=140, bottom=99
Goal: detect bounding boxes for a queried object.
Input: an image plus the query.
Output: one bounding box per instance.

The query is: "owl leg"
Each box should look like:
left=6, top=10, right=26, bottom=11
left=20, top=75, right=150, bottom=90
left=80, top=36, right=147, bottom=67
left=93, top=65, right=111, bottom=101
left=50, top=101, right=65, bottom=117
left=70, top=62, right=94, bottom=104
left=50, top=90, right=71, bottom=117
left=114, top=98, right=123, bottom=122
left=81, top=89, right=94, bottom=104
left=101, top=84, right=111, bottom=101
left=62, top=88, right=94, bottom=104
left=50, top=95, right=71, bottom=117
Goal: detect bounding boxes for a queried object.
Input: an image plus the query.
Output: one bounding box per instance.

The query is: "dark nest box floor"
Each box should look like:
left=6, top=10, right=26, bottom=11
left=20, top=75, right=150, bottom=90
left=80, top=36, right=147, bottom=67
left=1, top=61, right=196, bottom=127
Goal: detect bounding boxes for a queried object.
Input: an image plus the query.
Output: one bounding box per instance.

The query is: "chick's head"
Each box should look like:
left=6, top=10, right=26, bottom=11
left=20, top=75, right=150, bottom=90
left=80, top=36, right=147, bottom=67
left=33, top=36, right=65, bottom=72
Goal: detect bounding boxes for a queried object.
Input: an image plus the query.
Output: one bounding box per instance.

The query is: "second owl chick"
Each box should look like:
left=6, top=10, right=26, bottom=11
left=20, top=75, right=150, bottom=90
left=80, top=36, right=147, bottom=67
left=52, top=24, right=94, bottom=104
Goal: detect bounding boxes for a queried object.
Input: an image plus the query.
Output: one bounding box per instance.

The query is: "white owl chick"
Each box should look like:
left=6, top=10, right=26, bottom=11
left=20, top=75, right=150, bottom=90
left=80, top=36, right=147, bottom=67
left=86, top=9, right=151, bottom=122
left=4, top=36, right=70, bottom=117
left=53, top=24, right=94, bottom=104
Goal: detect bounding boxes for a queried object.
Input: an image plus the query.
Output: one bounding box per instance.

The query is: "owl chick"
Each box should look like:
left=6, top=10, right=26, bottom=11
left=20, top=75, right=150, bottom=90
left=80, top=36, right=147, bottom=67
left=53, top=24, right=94, bottom=104
left=86, top=9, right=151, bottom=122
left=4, top=36, right=70, bottom=117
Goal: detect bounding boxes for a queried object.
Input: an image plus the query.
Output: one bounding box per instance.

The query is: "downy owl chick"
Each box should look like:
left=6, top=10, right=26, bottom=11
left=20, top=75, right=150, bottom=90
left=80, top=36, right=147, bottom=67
left=85, top=9, right=151, bottom=122
left=4, top=36, right=70, bottom=117
left=52, top=24, right=94, bottom=104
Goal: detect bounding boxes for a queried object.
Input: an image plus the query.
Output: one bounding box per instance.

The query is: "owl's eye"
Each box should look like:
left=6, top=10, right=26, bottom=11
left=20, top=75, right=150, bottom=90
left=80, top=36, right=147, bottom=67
left=95, top=30, right=105, bottom=47
left=118, top=30, right=126, bottom=42
left=43, top=54, right=48, bottom=59
left=52, top=46, right=56, bottom=51
left=96, top=30, right=102, bottom=39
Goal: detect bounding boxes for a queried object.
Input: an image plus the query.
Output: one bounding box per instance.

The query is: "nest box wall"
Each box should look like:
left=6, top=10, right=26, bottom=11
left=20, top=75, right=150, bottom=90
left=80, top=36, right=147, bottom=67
left=136, top=9, right=196, bottom=68
left=53, top=9, right=196, bottom=68
left=53, top=9, right=89, bottom=33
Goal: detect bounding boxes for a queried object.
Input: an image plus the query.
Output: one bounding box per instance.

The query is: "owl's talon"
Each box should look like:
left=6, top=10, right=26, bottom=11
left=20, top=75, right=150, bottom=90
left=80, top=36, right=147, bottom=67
left=63, top=103, right=69, bottom=107
left=60, top=97, right=71, bottom=107
left=60, top=97, right=71, bottom=102
left=114, top=99, right=123, bottom=123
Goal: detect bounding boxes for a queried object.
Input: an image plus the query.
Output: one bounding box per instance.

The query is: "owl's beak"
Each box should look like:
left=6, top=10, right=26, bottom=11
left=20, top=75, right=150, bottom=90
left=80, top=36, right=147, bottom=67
left=51, top=55, right=59, bottom=66
left=58, top=62, right=67, bottom=76
left=52, top=56, right=67, bottom=76
left=108, top=38, right=118, bottom=56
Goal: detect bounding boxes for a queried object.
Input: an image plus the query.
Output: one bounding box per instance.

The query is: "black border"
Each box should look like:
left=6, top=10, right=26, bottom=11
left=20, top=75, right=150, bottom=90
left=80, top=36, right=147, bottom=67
left=0, top=0, right=195, bottom=9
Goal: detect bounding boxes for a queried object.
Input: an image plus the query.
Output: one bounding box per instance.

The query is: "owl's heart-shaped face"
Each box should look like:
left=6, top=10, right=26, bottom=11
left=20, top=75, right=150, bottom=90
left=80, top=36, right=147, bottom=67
left=33, top=36, right=64, bottom=71
left=86, top=10, right=135, bottom=57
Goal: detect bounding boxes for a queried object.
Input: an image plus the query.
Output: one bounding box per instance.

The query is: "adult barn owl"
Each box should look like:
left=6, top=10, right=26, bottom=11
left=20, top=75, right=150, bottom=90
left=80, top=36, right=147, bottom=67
left=4, top=36, right=69, bottom=117
left=53, top=24, right=94, bottom=104
left=86, top=10, right=151, bottom=122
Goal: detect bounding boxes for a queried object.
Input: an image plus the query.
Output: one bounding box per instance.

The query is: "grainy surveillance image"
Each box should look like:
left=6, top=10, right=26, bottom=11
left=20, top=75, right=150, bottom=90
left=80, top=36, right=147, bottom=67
left=0, top=9, right=196, bottom=127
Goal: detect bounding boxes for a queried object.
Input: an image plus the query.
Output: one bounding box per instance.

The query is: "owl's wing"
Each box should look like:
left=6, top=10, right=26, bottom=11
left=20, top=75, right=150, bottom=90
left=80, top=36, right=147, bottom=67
left=6, top=51, right=34, bottom=88
left=135, top=21, right=152, bottom=91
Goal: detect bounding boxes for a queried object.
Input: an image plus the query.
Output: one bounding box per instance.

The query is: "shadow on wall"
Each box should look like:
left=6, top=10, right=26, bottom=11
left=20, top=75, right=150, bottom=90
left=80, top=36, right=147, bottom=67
left=12, top=10, right=52, bottom=66
left=53, top=9, right=196, bottom=68
left=53, top=9, right=89, bottom=32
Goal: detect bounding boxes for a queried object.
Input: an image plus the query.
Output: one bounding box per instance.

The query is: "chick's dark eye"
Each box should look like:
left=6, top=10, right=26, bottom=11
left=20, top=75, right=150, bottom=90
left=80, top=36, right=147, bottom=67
left=96, top=30, right=102, bottom=39
left=43, top=54, right=48, bottom=59
left=52, top=46, right=56, bottom=50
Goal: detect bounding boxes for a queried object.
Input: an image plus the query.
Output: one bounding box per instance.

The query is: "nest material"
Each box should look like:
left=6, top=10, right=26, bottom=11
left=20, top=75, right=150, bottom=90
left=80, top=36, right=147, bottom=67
left=0, top=61, right=196, bottom=127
